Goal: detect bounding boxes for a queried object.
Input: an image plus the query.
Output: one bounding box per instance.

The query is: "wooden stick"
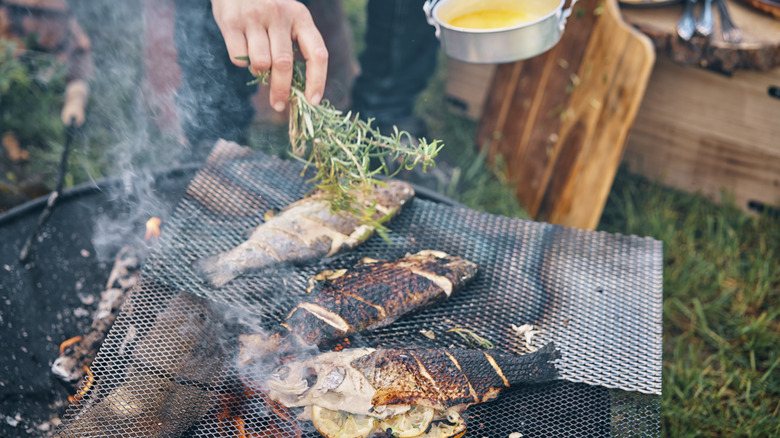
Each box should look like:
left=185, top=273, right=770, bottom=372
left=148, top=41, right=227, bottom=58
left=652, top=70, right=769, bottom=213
left=19, top=122, right=76, bottom=263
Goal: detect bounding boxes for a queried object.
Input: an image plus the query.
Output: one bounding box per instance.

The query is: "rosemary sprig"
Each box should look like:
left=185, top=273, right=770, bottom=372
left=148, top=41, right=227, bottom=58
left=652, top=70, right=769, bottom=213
left=446, top=326, right=495, bottom=349
left=241, top=59, right=443, bottom=236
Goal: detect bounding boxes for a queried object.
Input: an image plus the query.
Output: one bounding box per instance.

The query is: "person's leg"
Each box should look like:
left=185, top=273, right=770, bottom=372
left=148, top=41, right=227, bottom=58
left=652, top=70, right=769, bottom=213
left=351, top=0, right=438, bottom=137
left=173, top=0, right=257, bottom=158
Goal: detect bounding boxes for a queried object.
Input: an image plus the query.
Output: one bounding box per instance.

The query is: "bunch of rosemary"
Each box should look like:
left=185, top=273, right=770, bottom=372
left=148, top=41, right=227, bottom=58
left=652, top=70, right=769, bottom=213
left=246, top=62, right=443, bottom=237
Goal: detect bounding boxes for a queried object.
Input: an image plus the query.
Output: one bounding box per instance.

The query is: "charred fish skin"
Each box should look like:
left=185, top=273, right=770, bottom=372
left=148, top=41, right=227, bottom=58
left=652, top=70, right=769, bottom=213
left=236, top=251, right=478, bottom=365
left=264, top=344, right=560, bottom=419
left=351, top=343, right=561, bottom=409
left=195, top=180, right=414, bottom=287
left=280, top=251, right=477, bottom=346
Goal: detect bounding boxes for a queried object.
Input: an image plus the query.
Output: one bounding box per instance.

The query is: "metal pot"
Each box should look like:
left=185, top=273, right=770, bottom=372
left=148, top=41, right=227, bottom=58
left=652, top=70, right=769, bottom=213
left=424, top=0, right=580, bottom=64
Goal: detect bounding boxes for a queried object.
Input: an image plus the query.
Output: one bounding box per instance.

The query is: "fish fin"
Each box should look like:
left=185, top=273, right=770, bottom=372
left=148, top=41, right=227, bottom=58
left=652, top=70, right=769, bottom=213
left=193, top=255, right=239, bottom=288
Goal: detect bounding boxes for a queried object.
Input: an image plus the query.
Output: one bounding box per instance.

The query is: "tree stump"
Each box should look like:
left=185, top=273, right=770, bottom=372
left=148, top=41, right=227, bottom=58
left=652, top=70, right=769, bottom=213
left=621, top=0, right=780, bottom=73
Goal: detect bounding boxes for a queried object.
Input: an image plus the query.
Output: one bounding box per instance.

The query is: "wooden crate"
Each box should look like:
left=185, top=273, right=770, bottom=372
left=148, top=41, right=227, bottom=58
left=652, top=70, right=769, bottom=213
left=623, top=56, right=780, bottom=213
left=444, top=59, right=495, bottom=120
left=445, top=53, right=780, bottom=215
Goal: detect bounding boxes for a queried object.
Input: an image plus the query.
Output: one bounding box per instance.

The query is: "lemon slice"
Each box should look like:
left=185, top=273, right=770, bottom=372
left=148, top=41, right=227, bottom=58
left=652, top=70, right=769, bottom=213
left=312, top=405, right=377, bottom=438
left=378, top=405, right=435, bottom=438
left=418, top=410, right=467, bottom=438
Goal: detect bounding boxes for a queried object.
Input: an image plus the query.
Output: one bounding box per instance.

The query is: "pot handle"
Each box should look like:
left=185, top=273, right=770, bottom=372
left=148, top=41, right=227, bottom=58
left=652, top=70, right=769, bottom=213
left=559, top=0, right=581, bottom=32
left=423, top=0, right=442, bottom=39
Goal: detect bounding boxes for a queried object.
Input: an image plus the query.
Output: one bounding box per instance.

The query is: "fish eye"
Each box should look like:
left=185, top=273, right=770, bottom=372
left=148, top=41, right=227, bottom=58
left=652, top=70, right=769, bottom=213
left=304, top=366, right=318, bottom=387
left=274, top=366, right=290, bottom=380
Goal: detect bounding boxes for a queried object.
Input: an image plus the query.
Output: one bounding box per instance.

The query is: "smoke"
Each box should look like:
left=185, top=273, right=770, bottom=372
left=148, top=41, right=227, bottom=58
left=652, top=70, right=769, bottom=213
left=66, top=0, right=196, bottom=261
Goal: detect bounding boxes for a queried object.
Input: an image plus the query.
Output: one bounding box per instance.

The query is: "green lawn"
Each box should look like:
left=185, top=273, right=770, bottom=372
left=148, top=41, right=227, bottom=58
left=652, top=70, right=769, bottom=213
left=2, top=0, right=778, bottom=435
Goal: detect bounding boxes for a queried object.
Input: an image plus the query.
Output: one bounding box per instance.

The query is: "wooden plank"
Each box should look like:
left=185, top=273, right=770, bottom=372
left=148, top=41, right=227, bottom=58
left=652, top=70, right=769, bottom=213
left=624, top=56, right=780, bottom=212
left=477, top=0, right=602, bottom=217
left=542, top=6, right=656, bottom=227
left=476, top=0, right=655, bottom=229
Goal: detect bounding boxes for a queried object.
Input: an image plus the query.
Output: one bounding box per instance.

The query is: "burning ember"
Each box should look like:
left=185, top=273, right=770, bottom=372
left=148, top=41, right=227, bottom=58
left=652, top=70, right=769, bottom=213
left=145, top=217, right=162, bottom=240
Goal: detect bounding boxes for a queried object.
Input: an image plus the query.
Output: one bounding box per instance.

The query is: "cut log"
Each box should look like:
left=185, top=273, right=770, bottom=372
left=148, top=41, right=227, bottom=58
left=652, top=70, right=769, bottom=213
left=621, top=0, right=780, bottom=73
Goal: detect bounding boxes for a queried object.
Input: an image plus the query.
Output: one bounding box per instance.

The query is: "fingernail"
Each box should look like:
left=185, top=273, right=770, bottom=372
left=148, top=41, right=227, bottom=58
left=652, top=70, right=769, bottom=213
left=273, top=101, right=285, bottom=112
left=310, top=93, right=322, bottom=106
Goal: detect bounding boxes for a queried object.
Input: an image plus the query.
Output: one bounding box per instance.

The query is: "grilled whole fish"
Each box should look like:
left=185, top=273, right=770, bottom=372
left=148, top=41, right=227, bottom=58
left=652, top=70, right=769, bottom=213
left=195, top=180, right=415, bottom=287
left=238, top=250, right=478, bottom=365
left=266, top=344, right=560, bottom=436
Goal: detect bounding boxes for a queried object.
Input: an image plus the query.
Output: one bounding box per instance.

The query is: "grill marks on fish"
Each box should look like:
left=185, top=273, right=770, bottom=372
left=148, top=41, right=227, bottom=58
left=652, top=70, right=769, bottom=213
left=291, top=303, right=351, bottom=334
left=281, top=252, right=479, bottom=345
left=449, top=349, right=508, bottom=403
left=195, top=180, right=414, bottom=287
left=349, top=347, right=553, bottom=410
left=237, top=251, right=478, bottom=365
left=265, top=344, right=561, bottom=421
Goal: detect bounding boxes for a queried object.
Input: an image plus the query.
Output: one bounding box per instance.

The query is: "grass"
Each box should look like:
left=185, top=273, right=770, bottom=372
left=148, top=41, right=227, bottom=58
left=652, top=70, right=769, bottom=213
left=599, top=173, right=780, bottom=436
left=3, top=0, right=779, bottom=435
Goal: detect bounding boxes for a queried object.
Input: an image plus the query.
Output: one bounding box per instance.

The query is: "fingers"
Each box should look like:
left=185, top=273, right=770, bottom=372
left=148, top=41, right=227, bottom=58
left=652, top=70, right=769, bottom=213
left=245, top=26, right=271, bottom=75
left=267, top=19, right=295, bottom=112
left=211, top=0, right=249, bottom=67
left=211, top=0, right=328, bottom=111
left=293, top=13, right=328, bottom=106
left=222, top=29, right=250, bottom=68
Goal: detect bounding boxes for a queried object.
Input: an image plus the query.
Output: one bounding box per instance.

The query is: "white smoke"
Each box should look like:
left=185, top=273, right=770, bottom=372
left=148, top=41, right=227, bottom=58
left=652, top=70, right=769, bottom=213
left=67, top=0, right=195, bottom=261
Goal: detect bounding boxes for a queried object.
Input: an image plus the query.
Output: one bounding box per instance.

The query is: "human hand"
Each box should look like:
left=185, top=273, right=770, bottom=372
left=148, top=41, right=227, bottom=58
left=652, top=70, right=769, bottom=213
left=61, top=79, right=88, bottom=127
left=211, top=0, right=328, bottom=112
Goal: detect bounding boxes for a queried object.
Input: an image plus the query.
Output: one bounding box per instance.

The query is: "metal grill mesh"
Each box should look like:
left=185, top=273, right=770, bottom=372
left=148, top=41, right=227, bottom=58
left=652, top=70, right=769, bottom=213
left=57, top=140, right=662, bottom=437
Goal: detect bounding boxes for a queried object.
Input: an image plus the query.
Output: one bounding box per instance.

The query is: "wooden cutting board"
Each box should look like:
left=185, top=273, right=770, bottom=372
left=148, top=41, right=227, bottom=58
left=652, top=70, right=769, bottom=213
left=476, top=0, right=655, bottom=230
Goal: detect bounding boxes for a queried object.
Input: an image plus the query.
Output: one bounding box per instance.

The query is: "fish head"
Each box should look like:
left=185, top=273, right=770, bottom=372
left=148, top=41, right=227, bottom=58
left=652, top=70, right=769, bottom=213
left=265, top=348, right=381, bottom=416
left=266, top=361, right=320, bottom=401
left=374, top=180, right=415, bottom=209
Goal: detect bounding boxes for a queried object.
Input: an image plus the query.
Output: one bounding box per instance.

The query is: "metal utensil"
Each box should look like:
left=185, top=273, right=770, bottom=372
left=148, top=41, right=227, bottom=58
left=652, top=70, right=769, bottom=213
left=423, top=0, right=581, bottom=63
left=695, top=0, right=714, bottom=37
left=19, top=119, right=76, bottom=263
left=715, top=0, right=742, bottom=43
left=677, top=0, right=698, bottom=40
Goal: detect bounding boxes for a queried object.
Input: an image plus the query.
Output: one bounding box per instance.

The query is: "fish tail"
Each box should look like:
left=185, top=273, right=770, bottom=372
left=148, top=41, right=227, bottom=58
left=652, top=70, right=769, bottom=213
left=194, top=255, right=240, bottom=288
left=491, top=342, right=561, bottom=386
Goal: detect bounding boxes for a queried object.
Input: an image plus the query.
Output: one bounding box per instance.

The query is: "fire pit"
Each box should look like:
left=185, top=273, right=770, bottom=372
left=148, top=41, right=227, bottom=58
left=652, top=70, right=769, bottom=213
left=3, top=140, right=663, bottom=437
left=0, top=165, right=198, bottom=436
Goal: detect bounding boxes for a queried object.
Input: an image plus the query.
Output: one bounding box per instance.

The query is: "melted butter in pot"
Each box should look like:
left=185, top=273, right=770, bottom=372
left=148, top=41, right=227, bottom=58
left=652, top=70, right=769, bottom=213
left=448, top=10, right=531, bottom=29
left=444, top=0, right=559, bottom=29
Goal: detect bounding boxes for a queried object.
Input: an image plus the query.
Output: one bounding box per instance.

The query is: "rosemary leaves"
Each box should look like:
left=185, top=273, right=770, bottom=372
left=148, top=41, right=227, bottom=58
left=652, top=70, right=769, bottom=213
left=245, top=62, right=443, bottom=236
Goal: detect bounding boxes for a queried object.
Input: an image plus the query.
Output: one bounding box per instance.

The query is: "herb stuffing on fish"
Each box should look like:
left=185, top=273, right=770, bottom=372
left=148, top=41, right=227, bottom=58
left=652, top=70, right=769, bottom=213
left=264, top=344, right=561, bottom=438
left=238, top=250, right=479, bottom=365
left=195, top=180, right=415, bottom=287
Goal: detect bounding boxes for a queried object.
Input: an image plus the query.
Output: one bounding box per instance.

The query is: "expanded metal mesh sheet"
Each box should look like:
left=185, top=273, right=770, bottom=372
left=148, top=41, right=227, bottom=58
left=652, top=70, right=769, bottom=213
left=57, top=140, right=662, bottom=437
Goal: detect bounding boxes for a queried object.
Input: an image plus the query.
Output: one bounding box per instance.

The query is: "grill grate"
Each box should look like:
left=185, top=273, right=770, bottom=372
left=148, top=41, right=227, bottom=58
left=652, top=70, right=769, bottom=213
left=56, top=139, right=662, bottom=437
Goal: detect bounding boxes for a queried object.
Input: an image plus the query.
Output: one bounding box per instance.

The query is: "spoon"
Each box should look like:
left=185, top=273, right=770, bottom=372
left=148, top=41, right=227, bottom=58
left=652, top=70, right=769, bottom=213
left=677, top=0, right=697, bottom=41
left=695, top=0, right=714, bottom=37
